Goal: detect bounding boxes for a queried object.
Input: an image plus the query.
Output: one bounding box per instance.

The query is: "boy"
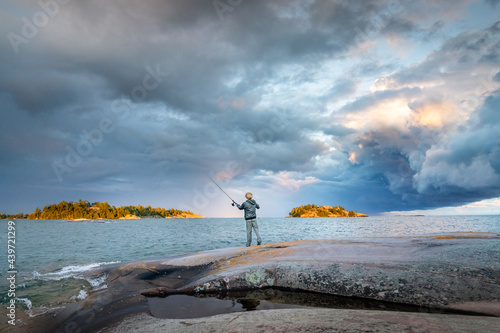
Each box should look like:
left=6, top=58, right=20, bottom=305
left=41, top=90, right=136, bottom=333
left=233, top=192, right=262, bottom=246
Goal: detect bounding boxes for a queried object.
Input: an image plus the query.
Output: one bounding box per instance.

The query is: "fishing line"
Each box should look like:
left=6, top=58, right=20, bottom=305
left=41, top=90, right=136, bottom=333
left=209, top=176, right=237, bottom=205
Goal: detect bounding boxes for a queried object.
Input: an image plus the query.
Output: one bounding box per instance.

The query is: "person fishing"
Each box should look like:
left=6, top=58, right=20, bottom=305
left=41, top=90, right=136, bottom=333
left=209, top=177, right=262, bottom=247
left=232, top=192, right=261, bottom=247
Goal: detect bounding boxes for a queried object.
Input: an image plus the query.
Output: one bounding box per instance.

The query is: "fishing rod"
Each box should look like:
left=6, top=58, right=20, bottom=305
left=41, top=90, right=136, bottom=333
left=209, top=176, right=238, bottom=206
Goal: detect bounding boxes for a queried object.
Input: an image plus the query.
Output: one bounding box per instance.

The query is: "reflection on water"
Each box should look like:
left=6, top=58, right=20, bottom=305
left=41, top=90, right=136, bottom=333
left=146, top=288, right=448, bottom=319
left=238, top=298, right=260, bottom=311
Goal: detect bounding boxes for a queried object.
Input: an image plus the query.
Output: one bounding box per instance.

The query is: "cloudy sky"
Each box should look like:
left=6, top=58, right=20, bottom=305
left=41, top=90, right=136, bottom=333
left=1, top=0, right=499, bottom=217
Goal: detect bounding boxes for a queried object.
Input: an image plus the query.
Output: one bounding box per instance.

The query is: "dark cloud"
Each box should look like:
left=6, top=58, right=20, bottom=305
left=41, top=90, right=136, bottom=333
left=486, top=0, right=500, bottom=6
left=1, top=0, right=418, bottom=115
left=1, top=0, right=499, bottom=216
left=494, top=71, right=500, bottom=82
left=381, top=17, right=419, bottom=36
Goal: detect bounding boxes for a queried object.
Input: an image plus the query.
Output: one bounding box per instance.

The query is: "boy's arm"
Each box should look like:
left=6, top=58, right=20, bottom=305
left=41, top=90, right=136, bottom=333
left=256, top=203, right=260, bottom=209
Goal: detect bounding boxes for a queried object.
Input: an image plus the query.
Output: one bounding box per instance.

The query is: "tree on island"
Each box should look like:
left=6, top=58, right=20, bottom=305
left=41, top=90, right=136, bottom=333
left=23, top=200, right=199, bottom=220
left=289, top=204, right=366, bottom=217
left=0, top=213, right=28, bottom=219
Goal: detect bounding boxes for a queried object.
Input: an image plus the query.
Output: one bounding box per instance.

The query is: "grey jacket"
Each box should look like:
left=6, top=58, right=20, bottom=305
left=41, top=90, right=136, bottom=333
left=237, top=199, right=260, bottom=220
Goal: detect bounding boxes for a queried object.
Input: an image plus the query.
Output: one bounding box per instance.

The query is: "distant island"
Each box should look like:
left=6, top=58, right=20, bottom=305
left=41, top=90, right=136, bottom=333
left=0, top=213, right=28, bottom=219
left=1, top=200, right=204, bottom=220
left=288, top=204, right=367, bottom=217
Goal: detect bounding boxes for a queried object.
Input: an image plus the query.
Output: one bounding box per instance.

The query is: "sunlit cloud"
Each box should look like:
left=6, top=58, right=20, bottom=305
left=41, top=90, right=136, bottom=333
left=348, top=152, right=358, bottom=164
left=270, top=171, right=319, bottom=191
left=342, top=97, right=412, bottom=131
left=409, top=102, right=455, bottom=128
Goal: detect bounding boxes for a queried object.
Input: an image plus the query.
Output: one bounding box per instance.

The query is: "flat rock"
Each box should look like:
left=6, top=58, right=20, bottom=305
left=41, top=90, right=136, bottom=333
left=95, top=308, right=500, bottom=333
left=111, top=232, right=500, bottom=315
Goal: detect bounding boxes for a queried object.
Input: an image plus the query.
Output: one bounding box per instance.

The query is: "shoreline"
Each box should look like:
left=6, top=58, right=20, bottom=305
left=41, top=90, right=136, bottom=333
left=6, top=233, right=500, bottom=332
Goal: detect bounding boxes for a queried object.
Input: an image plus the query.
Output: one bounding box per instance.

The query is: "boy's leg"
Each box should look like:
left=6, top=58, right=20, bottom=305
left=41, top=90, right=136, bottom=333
left=252, top=219, right=262, bottom=245
left=246, top=219, right=252, bottom=247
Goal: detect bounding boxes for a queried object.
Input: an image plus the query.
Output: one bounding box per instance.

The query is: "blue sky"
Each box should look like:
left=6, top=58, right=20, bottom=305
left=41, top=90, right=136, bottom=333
left=1, top=0, right=499, bottom=217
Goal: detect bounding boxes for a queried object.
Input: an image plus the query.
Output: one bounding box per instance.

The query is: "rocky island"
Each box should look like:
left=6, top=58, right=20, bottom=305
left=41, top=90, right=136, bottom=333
left=288, top=204, right=368, bottom=217
left=22, top=200, right=204, bottom=220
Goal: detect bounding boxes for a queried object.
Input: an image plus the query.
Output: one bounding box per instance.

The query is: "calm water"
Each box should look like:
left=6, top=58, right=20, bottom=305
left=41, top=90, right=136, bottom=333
left=1, top=215, right=499, bottom=311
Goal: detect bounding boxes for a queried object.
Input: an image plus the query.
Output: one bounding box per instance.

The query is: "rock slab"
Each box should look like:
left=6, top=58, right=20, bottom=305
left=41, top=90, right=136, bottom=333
left=114, top=233, right=500, bottom=315
left=95, top=308, right=500, bottom=333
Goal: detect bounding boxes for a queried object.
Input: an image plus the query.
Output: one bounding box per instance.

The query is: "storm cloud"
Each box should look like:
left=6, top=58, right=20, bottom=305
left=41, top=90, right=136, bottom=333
left=1, top=0, right=499, bottom=216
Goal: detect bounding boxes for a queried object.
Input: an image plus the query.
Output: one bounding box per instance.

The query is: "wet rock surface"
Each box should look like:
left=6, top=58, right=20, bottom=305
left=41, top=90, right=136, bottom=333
left=18, top=233, right=500, bottom=332
left=132, top=233, right=500, bottom=316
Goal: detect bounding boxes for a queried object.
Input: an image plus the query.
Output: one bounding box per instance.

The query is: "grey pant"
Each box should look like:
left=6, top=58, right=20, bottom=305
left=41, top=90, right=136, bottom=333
left=245, top=218, right=261, bottom=247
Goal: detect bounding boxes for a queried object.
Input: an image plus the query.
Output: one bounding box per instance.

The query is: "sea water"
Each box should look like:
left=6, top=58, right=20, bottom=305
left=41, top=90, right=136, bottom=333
left=1, top=215, right=499, bottom=312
